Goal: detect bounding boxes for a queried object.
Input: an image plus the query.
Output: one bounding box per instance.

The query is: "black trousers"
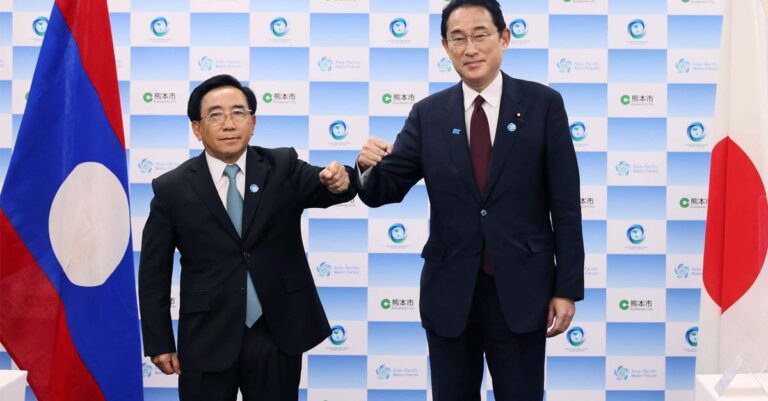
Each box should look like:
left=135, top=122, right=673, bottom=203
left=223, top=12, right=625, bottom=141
left=427, top=272, right=546, bottom=401
left=178, top=319, right=301, bottom=401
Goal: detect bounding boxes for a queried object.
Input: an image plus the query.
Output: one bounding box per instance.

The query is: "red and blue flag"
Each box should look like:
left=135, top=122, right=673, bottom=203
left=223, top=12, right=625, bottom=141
left=0, top=0, right=143, bottom=400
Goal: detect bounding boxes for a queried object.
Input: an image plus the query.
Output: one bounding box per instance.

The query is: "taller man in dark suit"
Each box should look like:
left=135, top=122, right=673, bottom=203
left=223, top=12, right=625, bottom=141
left=139, top=74, right=356, bottom=401
left=356, top=1, right=584, bottom=400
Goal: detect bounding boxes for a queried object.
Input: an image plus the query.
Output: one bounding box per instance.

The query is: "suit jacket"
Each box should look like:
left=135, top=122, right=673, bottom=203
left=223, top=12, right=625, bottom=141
left=357, top=72, right=584, bottom=337
left=139, top=146, right=356, bottom=372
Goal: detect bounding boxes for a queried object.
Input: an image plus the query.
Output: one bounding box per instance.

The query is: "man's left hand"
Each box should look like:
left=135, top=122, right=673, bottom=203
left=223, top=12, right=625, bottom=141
left=319, top=161, right=350, bottom=193
left=546, top=297, right=575, bottom=338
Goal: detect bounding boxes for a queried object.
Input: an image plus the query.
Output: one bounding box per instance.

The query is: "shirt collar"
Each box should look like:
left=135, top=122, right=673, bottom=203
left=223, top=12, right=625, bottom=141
left=205, top=149, right=248, bottom=179
left=462, top=71, right=503, bottom=112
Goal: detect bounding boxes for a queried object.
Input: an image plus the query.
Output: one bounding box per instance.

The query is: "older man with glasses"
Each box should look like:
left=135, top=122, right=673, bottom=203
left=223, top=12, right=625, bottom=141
left=138, top=74, right=356, bottom=401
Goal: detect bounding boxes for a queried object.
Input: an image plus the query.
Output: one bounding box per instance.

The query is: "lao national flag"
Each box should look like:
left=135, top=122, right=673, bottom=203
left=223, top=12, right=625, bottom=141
left=697, top=0, right=768, bottom=374
left=0, top=0, right=143, bottom=400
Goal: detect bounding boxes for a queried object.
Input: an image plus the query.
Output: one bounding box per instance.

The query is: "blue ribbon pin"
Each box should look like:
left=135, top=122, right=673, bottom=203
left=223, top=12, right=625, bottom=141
left=249, top=184, right=259, bottom=193
left=451, top=128, right=461, bottom=135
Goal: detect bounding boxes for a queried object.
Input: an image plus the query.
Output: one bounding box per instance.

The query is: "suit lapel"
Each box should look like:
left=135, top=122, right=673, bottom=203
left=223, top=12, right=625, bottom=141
left=485, top=73, right=525, bottom=198
left=444, top=83, right=482, bottom=203
left=187, top=153, right=240, bottom=241
left=242, top=147, right=269, bottom=239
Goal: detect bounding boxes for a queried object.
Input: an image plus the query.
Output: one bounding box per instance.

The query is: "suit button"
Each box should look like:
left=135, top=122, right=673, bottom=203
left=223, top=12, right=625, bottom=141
left=480, top=209, right=488, bottom=217
left=243, top=252, right=250, bottom=258
left=240, top=287, right=246, bottom=295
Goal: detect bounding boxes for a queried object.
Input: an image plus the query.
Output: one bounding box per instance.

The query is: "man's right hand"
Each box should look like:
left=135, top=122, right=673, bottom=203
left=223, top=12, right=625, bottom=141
left=358, top=137, right=393, bottom=172
left=151, top=352, right=181, bottom=375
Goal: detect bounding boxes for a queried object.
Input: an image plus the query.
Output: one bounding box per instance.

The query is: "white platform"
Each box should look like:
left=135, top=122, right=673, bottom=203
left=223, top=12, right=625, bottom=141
left=0, top=370, right=27, bottom=401
left=696, top=374, right=768, bottom=400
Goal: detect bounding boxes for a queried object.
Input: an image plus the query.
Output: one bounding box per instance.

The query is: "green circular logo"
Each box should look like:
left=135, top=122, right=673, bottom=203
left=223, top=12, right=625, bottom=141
left=24, top=92, right=30, bottom=101
left=262, top=93, right=273, bottom=103
left=619, top=299, right=630, bottom=310
left=680, top=197, right=690, bottom=208
left=382, top=93, right=393, bottom=104
left=620, top=95, right=631, bottom=105
left=380, top=299, right=391, bottom=309
left=682, top=0, right=690, bottom=3
left=143, top=92, right=153, bottom=103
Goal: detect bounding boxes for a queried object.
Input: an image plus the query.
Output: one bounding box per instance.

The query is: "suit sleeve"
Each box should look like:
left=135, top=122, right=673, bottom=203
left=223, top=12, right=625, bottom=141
left=138, top=179, right=178, bottom=357
left=290, top=147, right=357, bottom=209
left=545, top=91, right=585, bottom=301
left=356, top=104, right=424, bottom=207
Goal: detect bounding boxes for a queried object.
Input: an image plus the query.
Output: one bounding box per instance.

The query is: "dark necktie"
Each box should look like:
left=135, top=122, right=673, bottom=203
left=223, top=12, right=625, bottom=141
left=469, top=95, right=494, bottom=276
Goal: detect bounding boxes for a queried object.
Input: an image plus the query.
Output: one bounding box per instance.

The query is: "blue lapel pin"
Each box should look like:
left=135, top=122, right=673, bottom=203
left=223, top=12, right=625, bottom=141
left=249, top=184, right=259, bottom=193
left=451, top=128, right=461, bottom=135
left=507, top=122, right=517, bottom=133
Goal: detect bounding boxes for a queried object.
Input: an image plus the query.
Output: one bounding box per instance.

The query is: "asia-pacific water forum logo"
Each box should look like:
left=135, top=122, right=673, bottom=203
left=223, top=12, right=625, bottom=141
left=138, top=158, right=155, bottom=174
left=614, top=365, right=630, bottom=381
left=676, top=58, right=691, bottom=74
left=685, top=326, right=698, bottom=347
left=615, top=161, right=631, bottom=176
left=627, top=19, right=646, bottom=39
left=32, top=16, right=49, bottom=37
left=567, top=326, right=585, bottom=347
left=329, top=325, right=347, bottom=346
left=376, top=364, right=392, bottom=380
left=674, top=263, right=690, bottom=279
left=198, top=56, right=214, bottom=72
left=438, top=57, right=453, bottom=73
left=626, top=224, right=645, bottom=245
left=329, top=120, right=348, bottom=141
left=151, top=17, right=169, bottom=37
left=388, top=223, right=407, bottom=244
left=509, top=18, right=528, bottom=39
left=569, top=122, right=587, bottom=142
left=318, top=56, right=333, bottom=72
left=316, top=261, right=332, bottom=277
left=557, top=58, right=573, bottom=74
left=687, top=122, right=706, bottom=142
left=390, top=18, right=408, bottom=38
left=270, top=17, right=289, bottom=37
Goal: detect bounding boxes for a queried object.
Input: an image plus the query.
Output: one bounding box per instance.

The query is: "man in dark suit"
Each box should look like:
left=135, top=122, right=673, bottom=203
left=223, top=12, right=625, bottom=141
left=356, top=1, right=584, bottom=400
left=139, top=74, right=355, bottom=401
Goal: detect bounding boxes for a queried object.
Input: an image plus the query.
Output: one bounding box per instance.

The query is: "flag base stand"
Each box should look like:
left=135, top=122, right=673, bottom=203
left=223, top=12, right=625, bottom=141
left=0, top=370, right=27, bottom=401
left=697, top=357, right=768, bottom=400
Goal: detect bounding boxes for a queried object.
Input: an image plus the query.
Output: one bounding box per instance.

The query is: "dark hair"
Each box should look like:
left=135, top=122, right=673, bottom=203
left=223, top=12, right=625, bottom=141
left=187, top=74, right=257, bottom=121
left=440, top=0, right=506, bottom=39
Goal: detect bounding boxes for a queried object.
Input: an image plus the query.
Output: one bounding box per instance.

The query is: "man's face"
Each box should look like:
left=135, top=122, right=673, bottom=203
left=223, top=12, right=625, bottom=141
left=191, top=86, right=254, bottom=164
left=442, top=6, right=510, bottom=92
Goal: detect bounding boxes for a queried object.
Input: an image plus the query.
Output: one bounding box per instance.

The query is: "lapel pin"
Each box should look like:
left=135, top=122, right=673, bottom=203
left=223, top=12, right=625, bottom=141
left=451, top=128, right=461, bottom=135
left=507, top=122, right=517, bottom=133
left=249, top=184, right=259, bottom=193
left=515, top=112, right=523, bottom=118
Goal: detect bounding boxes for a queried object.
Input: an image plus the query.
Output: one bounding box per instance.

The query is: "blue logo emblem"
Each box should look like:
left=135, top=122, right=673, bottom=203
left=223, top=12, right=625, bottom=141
left=318, top=56, right=333, bottom=72
left=569, top=122, right=587, bottom=142
left=316, top=262, right=332, bottom=277
left=510, top=19, right=528, bottom=39
left=451, top=128, right=461, bottom=135
left=151, top=17, right=169, bottom=37
left=615, top=161, right=631, bottom=176
left=198, top=56, right=214, bottom=72
left=507, top=123, right=517, bottom=133
left=329, top=325, right=347, bottom=345
left=567, top=327, right=585, bottom=347
left=627, top=224, right=645, bottom=245
left=674, top=263, right=690, bottom=279
left=676, top=58, right=691, bottom=74
left=685, top=326, right=698, bottom=347
left=376, top=364, right=392, bottom=380
left=270, top=17, right=289, bottom=37
left=687, top=122, right=706, bottom=142
left=249, top=184, right=259, bottom=193
left=628, top=19, right=646, bottom=39
left=388, top=223, right=407, bottom=244
left=329, top=120, right=348, bottom=140
left=142, top=362, right=155, bottom=378
left=390, top=18, right=408, bottom=38
left=614, top=365, right=629, bottom=381
left=557, top=58, right=573, bottom=73
left=138, top=158, right=154, bottom=173
left=32, top=16, right=49, bottom=37
left=438, top=57, right=453, bottom=73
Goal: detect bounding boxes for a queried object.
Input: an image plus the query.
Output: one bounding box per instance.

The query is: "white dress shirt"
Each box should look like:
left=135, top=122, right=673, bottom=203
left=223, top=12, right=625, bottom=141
left=462, top=71, right=503, bottom=146
left=205, top=150, right=247, bottom=208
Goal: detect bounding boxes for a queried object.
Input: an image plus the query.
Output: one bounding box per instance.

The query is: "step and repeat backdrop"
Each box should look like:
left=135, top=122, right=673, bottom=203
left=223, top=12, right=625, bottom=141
left=0, top=0, right=723, bottom=400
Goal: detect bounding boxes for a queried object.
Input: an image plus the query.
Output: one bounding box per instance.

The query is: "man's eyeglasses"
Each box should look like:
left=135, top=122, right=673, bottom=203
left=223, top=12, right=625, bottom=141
left=446, top=30, right=499, bottom=49
left=202, top=108, right=252, bottom=125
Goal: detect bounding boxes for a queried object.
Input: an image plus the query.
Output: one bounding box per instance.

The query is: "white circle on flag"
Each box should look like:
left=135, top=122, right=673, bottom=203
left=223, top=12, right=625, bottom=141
left=49, top=162, right=130, bottom=287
